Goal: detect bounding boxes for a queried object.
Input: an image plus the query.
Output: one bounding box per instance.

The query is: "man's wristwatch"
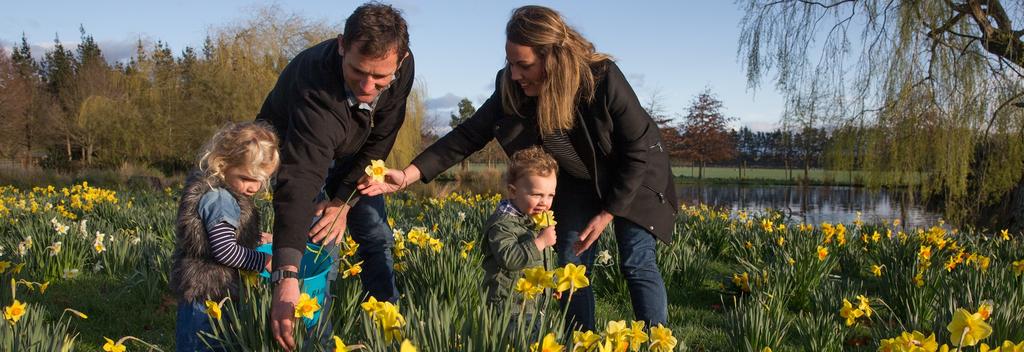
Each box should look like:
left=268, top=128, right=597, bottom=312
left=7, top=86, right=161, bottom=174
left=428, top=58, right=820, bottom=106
left=270, top=270, right=299, bottom=285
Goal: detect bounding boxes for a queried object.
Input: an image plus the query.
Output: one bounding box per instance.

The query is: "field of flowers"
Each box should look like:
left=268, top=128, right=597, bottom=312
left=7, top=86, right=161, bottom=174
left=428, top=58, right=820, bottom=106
left=1, top=182, right=1023, bottom=351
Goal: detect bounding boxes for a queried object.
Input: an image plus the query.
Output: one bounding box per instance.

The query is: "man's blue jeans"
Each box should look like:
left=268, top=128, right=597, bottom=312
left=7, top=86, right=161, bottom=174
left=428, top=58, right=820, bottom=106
left=552, top=179, right=669, bottom=331
left=321, top=194, right=398, bottom=302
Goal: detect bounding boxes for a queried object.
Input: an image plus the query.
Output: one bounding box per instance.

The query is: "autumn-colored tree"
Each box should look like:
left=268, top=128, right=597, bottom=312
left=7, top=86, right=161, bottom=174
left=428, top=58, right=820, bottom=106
left=679, top=89, right=736, bottom=178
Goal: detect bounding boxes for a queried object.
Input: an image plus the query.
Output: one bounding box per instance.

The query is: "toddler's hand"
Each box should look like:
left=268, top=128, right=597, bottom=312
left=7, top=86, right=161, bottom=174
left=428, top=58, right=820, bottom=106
left=534, top=225, right=557, bottom=251
left=261, top=232, right=273, bottom=244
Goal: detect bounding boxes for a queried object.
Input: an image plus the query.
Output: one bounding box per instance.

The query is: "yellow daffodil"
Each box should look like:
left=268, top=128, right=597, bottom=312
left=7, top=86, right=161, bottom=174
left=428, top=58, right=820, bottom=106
left=878, top=331, right=937, bottom=352
left=400, top=339, right=417, bottom=352
left=947, top=308, right=993, bottom=346
left=294, top=293, right=321, bottom=320
left=839, top=298, right=863, bottom=326
left=204, top=300, right=222, bottom=320
left=919, top=245, right=932, bottom=261
left=460, top=240, right=475, bottom=259
left=983, top=340, right=1024, bottom=352
left=344, top=240, right=359, bottom=257
left=762, top=348, right=772, bottom=352
left=361, top=296, right=385, bottom=317
left=1000, top=229, right=1010, bottom=241
left=531, top=332, right=565, bottom=352
left=572, top=330, right=601, bottom=352
left=732, top=272, right=751, bottom=292
left=857, top=295, right=873, bottom=318
left=515, top=278, right=543, bottom=300
left=977, top=300, right=994, bottom=321
left=365, top=160, right=387, bottom=183
left=628, top=321, right=649, bottom=351
left=871, top=264, right=883, bottom=277
left=377, top=304, right=405, bottom=342
left=342, top=261, right=364, bottom=279
left=817, top=246, right=829, bottom=261
left=524, top=266, right=555, bottom=288
left=428, top=238, right=443, bottom=252
left=4, top=299, right=26, bottom=325
left=38, top=281, right=49, bottom=294
left=1014, top=259, right=1024, bottom=276
left=531, top=210, right=557, bottom=230
left=103, top=337, right=126, bottom=352
left=0, top=261, right=9, bottom=273
left=761, top=218, right=774, bottom=233
left=333, top=336, right=347, bottom=352
left=649, top=324, right=678, bottom=352
left=554, top=263, right=590, bottom=293
left=776, top=236, right=785, bottom=246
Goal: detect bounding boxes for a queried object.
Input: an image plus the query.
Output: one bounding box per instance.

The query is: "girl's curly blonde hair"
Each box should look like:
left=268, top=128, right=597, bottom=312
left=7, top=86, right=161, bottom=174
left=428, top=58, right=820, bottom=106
left=197, top=121, right=280, bottom=191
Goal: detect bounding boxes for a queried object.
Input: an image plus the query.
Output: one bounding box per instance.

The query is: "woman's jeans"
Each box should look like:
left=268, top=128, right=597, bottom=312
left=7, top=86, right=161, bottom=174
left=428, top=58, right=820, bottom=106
left=552, top=176, right=669, bottom=331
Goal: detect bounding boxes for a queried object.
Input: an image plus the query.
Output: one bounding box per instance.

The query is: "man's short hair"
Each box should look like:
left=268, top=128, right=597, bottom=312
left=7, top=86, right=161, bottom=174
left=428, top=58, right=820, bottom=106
left=342, top=2, right=410, bottom=59
left=507, top=146, right=559, bottom=185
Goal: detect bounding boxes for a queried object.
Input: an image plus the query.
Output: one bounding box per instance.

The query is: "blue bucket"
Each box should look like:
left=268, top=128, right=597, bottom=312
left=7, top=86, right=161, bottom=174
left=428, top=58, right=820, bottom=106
left=257, top=243, right=333, bottom=328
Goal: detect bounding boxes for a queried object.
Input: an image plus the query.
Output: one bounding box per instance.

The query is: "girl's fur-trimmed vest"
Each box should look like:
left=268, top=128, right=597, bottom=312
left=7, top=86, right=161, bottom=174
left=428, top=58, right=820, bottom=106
left=169, top=173, right=262, bottom=302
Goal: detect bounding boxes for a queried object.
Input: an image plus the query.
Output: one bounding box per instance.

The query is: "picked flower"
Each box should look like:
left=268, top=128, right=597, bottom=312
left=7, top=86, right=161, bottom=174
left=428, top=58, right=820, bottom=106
left=365, top=160, right=387, bottom=183
left=531, top=210, right=557, bottom=230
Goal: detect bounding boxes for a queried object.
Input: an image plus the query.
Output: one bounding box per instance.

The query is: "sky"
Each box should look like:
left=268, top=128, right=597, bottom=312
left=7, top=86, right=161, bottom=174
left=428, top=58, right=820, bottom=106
left=2, top=0, right=787, bottom=132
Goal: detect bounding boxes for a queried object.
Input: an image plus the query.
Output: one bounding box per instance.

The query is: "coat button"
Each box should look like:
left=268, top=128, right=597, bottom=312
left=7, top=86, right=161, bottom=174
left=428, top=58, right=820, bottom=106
left=649, top=226, right=655, bottom=231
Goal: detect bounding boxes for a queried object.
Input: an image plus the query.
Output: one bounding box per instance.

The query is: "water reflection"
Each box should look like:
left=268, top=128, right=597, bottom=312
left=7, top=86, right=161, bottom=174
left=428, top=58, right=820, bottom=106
left=676, top=184, right=943, bottom=228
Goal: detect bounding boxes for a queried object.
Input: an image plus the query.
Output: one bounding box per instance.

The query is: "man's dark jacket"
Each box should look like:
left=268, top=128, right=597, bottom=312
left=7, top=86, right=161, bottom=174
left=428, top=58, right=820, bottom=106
left=411, top=61, right=677, bottom=242
left=256, top=38, right=414, bottom=269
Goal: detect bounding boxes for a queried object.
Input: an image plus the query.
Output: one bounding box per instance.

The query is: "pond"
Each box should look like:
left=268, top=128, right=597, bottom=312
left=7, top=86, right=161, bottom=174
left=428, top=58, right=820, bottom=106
left=675, top=184, right=943, bottom=228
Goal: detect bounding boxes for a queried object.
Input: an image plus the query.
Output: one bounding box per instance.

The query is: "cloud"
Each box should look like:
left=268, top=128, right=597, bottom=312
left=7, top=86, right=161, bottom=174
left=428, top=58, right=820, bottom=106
left=425, top=92, right=462, bottom=110
left=626, top=73, right=646, bottom=89
left=98, top=37, right=145, bottom=63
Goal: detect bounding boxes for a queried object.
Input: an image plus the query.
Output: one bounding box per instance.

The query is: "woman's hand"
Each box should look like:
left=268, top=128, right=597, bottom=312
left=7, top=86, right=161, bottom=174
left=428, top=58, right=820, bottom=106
left=358, top=165, right=422, bottom=196
left=575, top=211, right=613, bottom=255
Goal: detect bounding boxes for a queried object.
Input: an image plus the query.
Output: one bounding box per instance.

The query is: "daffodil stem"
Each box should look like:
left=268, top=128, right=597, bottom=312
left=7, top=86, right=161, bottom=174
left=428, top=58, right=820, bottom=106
left=955, top=326, right=968, bottom=352
left=313, top=188, right=359, bottom=263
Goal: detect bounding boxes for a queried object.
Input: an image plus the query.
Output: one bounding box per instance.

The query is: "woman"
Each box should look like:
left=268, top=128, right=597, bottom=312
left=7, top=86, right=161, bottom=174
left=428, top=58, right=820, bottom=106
left=359, top=5, right=677, bottom=330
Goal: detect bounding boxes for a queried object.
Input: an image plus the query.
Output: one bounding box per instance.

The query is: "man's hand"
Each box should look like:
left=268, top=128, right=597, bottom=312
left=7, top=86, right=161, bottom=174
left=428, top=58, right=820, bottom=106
left=534, top=225, right=557, bottom=251
left=309, top=199, right=350, bottom=245
left=271, top=276, right=300, bottom=351
left=575, top=211, right=614, bottom=255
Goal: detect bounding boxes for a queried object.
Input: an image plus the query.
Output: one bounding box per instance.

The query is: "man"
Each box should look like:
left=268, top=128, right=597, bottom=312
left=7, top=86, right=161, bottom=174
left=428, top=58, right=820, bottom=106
left=254, top=3, right=413, bottom=350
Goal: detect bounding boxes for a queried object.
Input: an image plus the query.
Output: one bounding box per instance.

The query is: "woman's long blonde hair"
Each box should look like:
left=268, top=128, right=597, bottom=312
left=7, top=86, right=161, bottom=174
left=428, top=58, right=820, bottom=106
left=197, top=121, right=280, bottom=191
left=501, top=5, right=611, bottom=135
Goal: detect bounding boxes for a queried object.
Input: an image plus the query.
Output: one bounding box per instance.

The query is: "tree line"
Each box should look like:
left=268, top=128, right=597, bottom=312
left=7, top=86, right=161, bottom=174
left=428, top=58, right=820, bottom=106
left=0, top=7, right=426, bottom=175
